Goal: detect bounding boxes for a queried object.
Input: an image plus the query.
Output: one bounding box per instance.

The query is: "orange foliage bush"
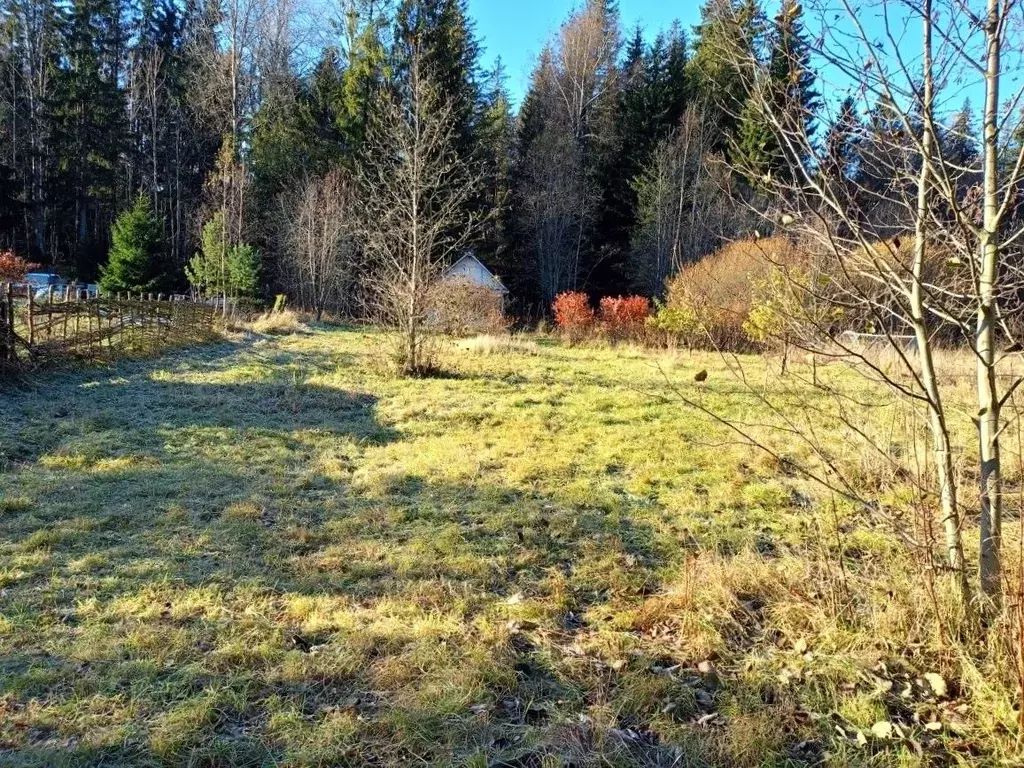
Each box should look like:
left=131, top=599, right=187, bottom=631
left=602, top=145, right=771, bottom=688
left=0, top=251, right=40, bottom=282
left=599, top=295, right=651, bottom=342
left=552, top=291, right=595, bottom=343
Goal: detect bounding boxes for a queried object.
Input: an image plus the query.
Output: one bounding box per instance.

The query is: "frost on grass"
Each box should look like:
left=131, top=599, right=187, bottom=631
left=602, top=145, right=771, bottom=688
left=0, top=328, right=1008, bottom=766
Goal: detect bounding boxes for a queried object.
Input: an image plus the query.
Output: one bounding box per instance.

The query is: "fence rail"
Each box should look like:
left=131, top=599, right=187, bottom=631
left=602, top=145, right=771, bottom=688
left=1, top=284, right=217, bottom=372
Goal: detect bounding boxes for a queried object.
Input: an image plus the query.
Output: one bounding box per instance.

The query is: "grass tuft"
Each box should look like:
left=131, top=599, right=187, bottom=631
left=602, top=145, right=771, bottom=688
left=247, top=309, right=305, bottom=335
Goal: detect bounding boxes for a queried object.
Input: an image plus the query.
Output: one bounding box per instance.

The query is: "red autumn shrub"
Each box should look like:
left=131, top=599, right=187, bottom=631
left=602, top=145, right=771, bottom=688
left=0, top=251, right=40, bottom=282
left=599, top=295, right=651, bottom=342
left=552, top=291, right=595, bottom=343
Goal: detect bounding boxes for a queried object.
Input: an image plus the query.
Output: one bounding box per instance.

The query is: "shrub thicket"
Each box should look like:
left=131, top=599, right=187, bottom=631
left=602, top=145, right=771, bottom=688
left=552, top=291, right=595, bottom=343
left=427, top=279, right=510, bottom=336
left=553, top=292, right=653, bottom=344
left=655, top=237, right=806, bottom=350
left=599, top=295, right=651, bottom=342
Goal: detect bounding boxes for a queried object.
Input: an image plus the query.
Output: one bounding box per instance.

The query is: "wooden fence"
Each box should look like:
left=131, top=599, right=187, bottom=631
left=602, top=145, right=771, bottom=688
left=1, top=284, right=217, bottom=371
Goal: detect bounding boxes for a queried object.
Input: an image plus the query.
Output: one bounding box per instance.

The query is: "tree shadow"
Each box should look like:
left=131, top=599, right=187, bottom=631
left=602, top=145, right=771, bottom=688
left=0, top=342, right=397, bottom=469
left=0, top=470, right=826, bottom=767
left=0, top=346, right=829, bottom=767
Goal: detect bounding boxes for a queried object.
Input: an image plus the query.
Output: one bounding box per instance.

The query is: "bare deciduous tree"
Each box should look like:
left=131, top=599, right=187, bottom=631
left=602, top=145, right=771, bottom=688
left=711, top=0, right=1024, bottom=614
left=278, top=169, right=362, bottom=320
left=358, top=48, right=480, bottom=375
left=630, top=103, right=747, bottom=295
left=552, top=0, right=619, bottom=145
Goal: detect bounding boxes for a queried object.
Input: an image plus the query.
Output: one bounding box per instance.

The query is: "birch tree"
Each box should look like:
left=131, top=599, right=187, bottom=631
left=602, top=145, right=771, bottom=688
left=278, top=169, right=362, bottom=319
left=629, top=103, right=743, bottom=294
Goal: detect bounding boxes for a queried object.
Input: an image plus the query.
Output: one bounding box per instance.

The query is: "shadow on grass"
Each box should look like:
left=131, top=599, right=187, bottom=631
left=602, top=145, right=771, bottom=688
left=0, top=341, right=830, bottom=767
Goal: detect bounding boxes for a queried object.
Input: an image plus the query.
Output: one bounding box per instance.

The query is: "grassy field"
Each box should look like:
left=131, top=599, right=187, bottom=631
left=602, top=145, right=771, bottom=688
left=0, top=325, right=1018, bottom=767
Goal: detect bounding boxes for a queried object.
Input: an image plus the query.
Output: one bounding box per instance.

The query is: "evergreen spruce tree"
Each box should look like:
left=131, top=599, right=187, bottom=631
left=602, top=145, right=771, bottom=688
left=593, top=22, right=689, bottom=294
left=251, top=71, right=339, bottom=208
left=855, top=93, right=906, bottom=195
left=664, top=21, right=689, bottom=126
left=100, top=194, right=164, bottom=293
left=734, top=0, right=818, bottom=183
left=941, top=100, right=980, bottom=190
left=819, top=96, right=861, bottom=184
left=338, top=2, right=389, bottom=157
left=814, top=95, right=863, bottom=216
left=0, top=162, right=23, bottom=243
left=227, top=243, right=260, bottom=298
left=592, top=25, right=648, bottom=291
left=392, top=0, right=481, bottom=160
left=477, top=59, right=515, bottom=274
left=186, top=211, right=259, bottom=300
left=185, top=212, right=227, bottom=298
left=688, top=0, right=763, bottom=150
left=51, top=0, right=126, bottom=277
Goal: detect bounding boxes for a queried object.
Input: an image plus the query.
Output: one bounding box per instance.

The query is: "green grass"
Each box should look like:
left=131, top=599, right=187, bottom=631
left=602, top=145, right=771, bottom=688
left=0, top=327, right=1015, bottom=766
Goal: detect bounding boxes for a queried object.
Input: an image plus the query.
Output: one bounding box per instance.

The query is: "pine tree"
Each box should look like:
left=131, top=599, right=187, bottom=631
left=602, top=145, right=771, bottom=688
left=309, top=47, right=346, bottom=158
left=186, top=209, right=259, bottom=300
left=100, top=194, right=164, bottom=293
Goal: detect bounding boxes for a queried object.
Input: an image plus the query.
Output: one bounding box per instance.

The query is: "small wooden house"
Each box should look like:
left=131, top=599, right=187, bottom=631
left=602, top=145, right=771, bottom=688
left=428, top=253, right=510, bottom=334
left=441, top=253, right=509, bottom=303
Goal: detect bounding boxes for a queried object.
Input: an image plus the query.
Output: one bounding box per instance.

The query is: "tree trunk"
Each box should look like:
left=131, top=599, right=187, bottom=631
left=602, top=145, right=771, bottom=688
left=977, top=0, right=1003, bottom=609
left=910, top=0, right=969, bottom=605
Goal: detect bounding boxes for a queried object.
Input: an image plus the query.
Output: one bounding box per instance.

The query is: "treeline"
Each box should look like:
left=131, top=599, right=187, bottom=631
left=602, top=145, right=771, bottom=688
left=0, top=0, right=984, bottom=316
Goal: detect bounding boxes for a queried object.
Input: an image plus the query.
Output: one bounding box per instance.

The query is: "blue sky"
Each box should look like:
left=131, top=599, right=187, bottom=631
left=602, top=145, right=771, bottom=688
left=463, top=1, right=993, bottom=121
left=466, top=0, right=702, bottom=107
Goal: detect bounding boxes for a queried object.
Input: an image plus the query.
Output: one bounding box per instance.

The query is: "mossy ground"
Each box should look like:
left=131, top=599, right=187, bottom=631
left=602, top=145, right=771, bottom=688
left=0, top=327, right=1016, bottom=766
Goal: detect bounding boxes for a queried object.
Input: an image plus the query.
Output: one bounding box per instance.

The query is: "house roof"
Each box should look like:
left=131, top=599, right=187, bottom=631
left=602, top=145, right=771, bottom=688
left=443, top=252, right=509, bottom=294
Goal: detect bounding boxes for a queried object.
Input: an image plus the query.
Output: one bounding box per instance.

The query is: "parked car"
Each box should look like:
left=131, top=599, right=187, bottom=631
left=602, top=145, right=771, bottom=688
left=20, top=273, right=98, bottom=300
left=24, top=272, right=62, bottom=289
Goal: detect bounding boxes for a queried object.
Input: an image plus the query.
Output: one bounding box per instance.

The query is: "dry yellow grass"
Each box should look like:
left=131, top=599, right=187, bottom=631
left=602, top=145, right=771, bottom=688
left=455, top=333, right=541, bottom=356
left=246, top=308, right=305, bottom=335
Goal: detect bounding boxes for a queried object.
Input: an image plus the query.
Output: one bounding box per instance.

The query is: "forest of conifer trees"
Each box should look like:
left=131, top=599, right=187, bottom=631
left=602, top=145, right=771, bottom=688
left=0, top=0, right=989, bottom=316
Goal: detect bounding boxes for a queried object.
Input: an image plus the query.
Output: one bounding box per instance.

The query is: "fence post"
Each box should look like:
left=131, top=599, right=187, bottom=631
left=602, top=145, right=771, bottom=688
left=3, top=282, right=12, bottom=364
left=26, top=285, right=35, bottom=347
left=62, top=285, right=70, bottom=343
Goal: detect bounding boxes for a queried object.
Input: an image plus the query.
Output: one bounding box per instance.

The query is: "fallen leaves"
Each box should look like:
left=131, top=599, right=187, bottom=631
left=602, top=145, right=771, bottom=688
left=871, top=720, right=894, bottom=739
left=923, top=672, right=948, bottom=699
